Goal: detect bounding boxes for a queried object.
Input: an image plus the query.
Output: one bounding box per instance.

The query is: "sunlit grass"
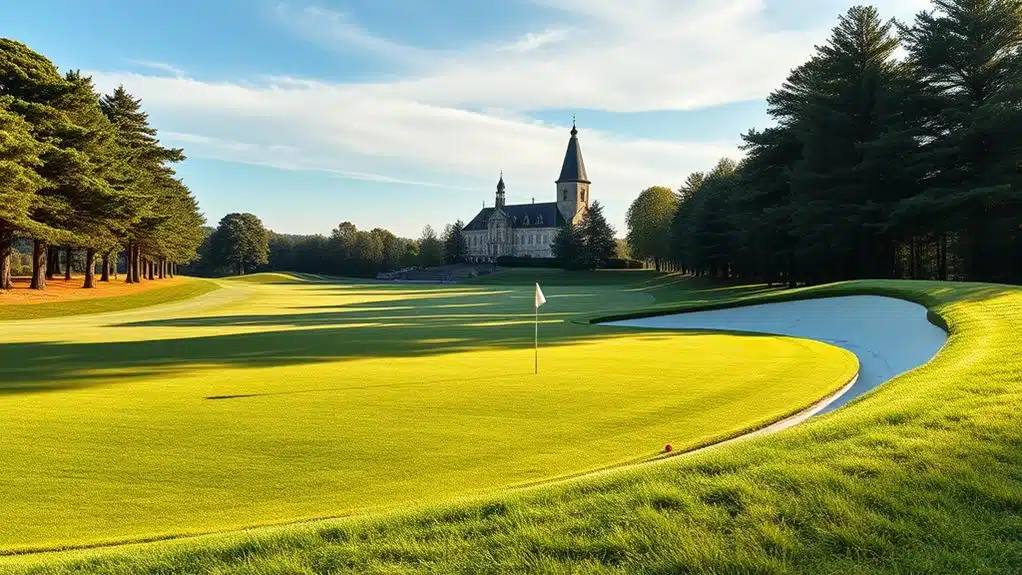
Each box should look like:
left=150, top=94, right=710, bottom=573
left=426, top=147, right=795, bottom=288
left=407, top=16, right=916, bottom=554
left=0, top=272, right=855, bottom=558
left=1, top=276, right=1017, bottom=574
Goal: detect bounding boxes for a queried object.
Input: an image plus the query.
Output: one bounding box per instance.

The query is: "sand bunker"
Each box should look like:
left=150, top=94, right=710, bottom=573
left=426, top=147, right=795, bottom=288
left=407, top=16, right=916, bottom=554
left=608, top=295, right=948, bottom=414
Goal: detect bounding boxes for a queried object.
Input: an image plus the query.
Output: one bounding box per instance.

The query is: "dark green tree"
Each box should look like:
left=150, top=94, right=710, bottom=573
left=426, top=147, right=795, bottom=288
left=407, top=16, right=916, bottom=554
left=442, top=220, right=467, bottom=264
left=210, top=212, right=269, bottom=275
left=552, top=220, right=582, bottom=269
left=0, top=97, right=46, bottom=290
left=578, top=201, right=617, bottom=270
left=900, top=0, right=1022, bottom=282
left=417, top=225, right=444, bottom=267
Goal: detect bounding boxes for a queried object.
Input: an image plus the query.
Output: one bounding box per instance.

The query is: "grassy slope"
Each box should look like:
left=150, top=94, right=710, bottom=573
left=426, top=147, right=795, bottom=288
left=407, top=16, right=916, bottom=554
left=0, top=279, right=219, bottom=321
left=0, top=272, right=855, bottom=558
left=4, top=278, right=1018, bottom=574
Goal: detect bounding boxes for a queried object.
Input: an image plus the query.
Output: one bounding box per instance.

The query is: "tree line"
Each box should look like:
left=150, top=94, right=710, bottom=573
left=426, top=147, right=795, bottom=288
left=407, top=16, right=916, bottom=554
left=185, top=213, right=477, bottom=277
left=626, top=0, right=1022, bottom=285
left=0, top=39, right=205, bottom=290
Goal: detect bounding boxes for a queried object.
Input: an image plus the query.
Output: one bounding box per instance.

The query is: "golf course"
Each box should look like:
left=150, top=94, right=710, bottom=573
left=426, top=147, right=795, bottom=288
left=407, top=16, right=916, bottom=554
left=2, top=270, right=1019, bottom=573
left=0, top=271, right=858, bottom=552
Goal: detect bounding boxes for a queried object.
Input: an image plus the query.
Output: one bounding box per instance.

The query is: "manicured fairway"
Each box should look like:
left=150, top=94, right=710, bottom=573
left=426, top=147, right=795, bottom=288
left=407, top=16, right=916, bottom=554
left=0, top=277, right=219, bottom=321
left=0, top=271, right=855, bottom=553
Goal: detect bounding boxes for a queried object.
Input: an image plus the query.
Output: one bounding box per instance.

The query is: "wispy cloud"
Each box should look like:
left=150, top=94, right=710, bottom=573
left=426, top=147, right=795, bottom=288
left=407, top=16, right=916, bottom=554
left=126, top=59, right=185, bottom=78
left=93, top=0, right=929, bottom=232
left=272, top=4, right=435, bottom=66
left=498, top=29, right=569, bottom=53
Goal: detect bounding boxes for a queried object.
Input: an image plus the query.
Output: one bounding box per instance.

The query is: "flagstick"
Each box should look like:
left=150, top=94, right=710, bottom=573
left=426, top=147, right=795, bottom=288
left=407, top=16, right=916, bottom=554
left=534, top=303, right=539, bottom=374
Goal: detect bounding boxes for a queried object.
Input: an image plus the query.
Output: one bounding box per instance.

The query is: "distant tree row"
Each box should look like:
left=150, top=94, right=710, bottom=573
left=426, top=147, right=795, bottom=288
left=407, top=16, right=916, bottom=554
left=627, top=1, right=1022, bottom=285
left=184, top=214, right=473, bottom=277
left=0, top=39, right=205, bottom=290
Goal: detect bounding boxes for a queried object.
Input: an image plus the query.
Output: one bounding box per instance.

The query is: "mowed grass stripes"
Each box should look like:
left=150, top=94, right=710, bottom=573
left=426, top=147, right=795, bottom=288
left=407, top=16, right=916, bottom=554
left=0, top=271, right=855, bottom=556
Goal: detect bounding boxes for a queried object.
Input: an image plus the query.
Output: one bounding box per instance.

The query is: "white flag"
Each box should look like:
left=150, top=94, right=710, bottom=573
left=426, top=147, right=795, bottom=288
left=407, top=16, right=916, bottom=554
left=534, top=283, right=546, bottom=308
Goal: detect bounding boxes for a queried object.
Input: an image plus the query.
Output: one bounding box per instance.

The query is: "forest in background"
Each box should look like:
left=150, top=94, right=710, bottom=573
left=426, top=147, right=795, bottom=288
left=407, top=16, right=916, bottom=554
left=626, top=1, right=1022, bottom=285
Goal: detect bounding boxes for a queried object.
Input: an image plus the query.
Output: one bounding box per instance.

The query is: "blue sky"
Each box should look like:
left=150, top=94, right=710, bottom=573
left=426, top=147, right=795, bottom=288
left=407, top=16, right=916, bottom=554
left=2, top=0, right=929, bottom=238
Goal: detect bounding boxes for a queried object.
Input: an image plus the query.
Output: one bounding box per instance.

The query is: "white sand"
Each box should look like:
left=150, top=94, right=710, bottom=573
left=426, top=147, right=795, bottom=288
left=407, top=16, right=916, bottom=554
left=608, top=295, right=948, bottom=415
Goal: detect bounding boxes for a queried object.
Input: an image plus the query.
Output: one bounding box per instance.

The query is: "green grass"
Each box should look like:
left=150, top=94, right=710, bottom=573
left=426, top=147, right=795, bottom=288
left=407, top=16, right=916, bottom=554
left=221, top=272, right=306, bottom=284
left=0, top=279, right=220, bottom=321
left=0, top=271, right=857, bottom=562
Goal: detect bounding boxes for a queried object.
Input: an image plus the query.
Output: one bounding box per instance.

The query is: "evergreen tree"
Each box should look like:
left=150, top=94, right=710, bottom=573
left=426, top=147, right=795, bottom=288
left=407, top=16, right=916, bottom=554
left=210, top=212, right=269, bottom=275
left=417, top=225, right=444, bottom=267
left=100, top=86, right=187, bottom=283
left=552, top=220, right=582, bottom=269
left=900, top=0, right=1022, bottom=282
left=0, top=39, right=94, bottom=289
left=0, top=97, right=46, bottom=290
left=578, top=201, right=617, bottom=270
left=782, top=6, right=910, bottom=281
left=442, top=220, right=467, bottom=264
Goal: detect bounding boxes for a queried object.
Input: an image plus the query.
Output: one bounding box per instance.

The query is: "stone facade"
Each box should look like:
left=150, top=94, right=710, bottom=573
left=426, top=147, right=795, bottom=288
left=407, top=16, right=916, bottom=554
left=463, top=123, right=590, bottom=263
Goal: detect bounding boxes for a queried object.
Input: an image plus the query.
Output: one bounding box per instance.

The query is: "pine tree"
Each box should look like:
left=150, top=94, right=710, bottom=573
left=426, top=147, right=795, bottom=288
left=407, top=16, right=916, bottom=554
left=0, top=97, right=46, bottom=290
left=417, top=225, right=444, bottom=267
left=552, top=220, right=582, bottom=269
left=781, top=6, right=909, bottom=281
left=442, top=220, right=467, bottom=264
left=578, top=201, right=616, bottom=270
left=900, top=0, right=1022, bottom=281
left=100, top=86, right=185, bottom=283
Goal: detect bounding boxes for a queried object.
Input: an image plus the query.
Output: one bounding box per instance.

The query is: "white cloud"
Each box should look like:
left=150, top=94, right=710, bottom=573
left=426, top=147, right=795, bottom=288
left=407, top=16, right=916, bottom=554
left=498, top=29, right=569, bottom=53
left=272, top=4, right=436, bottom=67
left=94, top=0, right=930, bottom=234
left=125, top=59, right=185, bottom=78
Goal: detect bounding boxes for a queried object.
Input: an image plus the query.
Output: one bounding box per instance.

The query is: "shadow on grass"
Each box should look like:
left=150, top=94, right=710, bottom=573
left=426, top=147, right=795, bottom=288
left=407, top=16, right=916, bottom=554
left=0, top=283, right=695, bottom=395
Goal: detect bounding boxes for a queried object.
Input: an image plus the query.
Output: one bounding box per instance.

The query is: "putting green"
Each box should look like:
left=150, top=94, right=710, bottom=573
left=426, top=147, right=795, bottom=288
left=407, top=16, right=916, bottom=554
left=0, top=272, right=855, bottom=553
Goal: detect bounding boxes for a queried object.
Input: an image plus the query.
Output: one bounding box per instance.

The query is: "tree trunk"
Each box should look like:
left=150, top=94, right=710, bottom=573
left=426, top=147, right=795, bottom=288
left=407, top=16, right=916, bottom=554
left=101, top=252, right=111, bottom=282
left=938, top=233, right=948, bottom=281
left=159, top=258, right=166, bottom=279
left=0, top=231, right=13, bottom=291
left=46, top=245, right=57, bottom=280
left=64, top=246, right=73, bottom=281
left=124, top=243, right=134, bottom=284
left=148, top=259, right=155, bottom=280
left=238, top=260, right=245, bottom=275
left=83, top=248, right=96, bottom=288
left=132, top=247, right=141, bottom=283
left=31, top=239, right=47, bottom=290
left=169, top=263, right=174, bottom=278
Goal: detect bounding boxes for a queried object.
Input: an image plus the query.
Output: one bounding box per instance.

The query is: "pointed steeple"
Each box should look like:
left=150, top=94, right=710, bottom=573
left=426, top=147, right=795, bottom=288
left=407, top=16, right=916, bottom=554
left=557, top=119, right=589, bottom=184
left=495, top=171, right=506, bottom=209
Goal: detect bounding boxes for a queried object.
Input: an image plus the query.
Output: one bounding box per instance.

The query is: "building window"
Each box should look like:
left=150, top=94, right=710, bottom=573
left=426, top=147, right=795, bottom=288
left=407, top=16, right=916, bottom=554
left=537, top=214, right=543, bottom=225
left=563, top=190, right=568, bottom=201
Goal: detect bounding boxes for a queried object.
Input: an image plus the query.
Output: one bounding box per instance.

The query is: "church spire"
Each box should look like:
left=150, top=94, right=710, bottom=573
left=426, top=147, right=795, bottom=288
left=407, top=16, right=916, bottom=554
left=495, top=171, right=506, bottom=209
left=557, top=119, right=589, bottom=184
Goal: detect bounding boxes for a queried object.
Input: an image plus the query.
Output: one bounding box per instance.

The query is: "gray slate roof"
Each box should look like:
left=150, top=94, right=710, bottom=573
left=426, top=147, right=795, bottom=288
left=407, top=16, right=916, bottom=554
left=556, top=127, right=589, bottom=183
left=463, top=202, right=566, bottom=231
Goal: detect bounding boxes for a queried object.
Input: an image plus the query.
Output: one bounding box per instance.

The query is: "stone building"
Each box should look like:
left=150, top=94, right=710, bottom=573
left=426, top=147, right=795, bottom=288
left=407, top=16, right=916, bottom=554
left=463, top=122, right=591, bottom=262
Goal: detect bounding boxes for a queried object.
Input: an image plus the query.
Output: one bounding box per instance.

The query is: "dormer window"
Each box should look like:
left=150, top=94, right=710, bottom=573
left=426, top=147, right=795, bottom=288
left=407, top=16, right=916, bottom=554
left=537, top=214, right=543, bottom=225
left=523, top=215, right=530, bottom=226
